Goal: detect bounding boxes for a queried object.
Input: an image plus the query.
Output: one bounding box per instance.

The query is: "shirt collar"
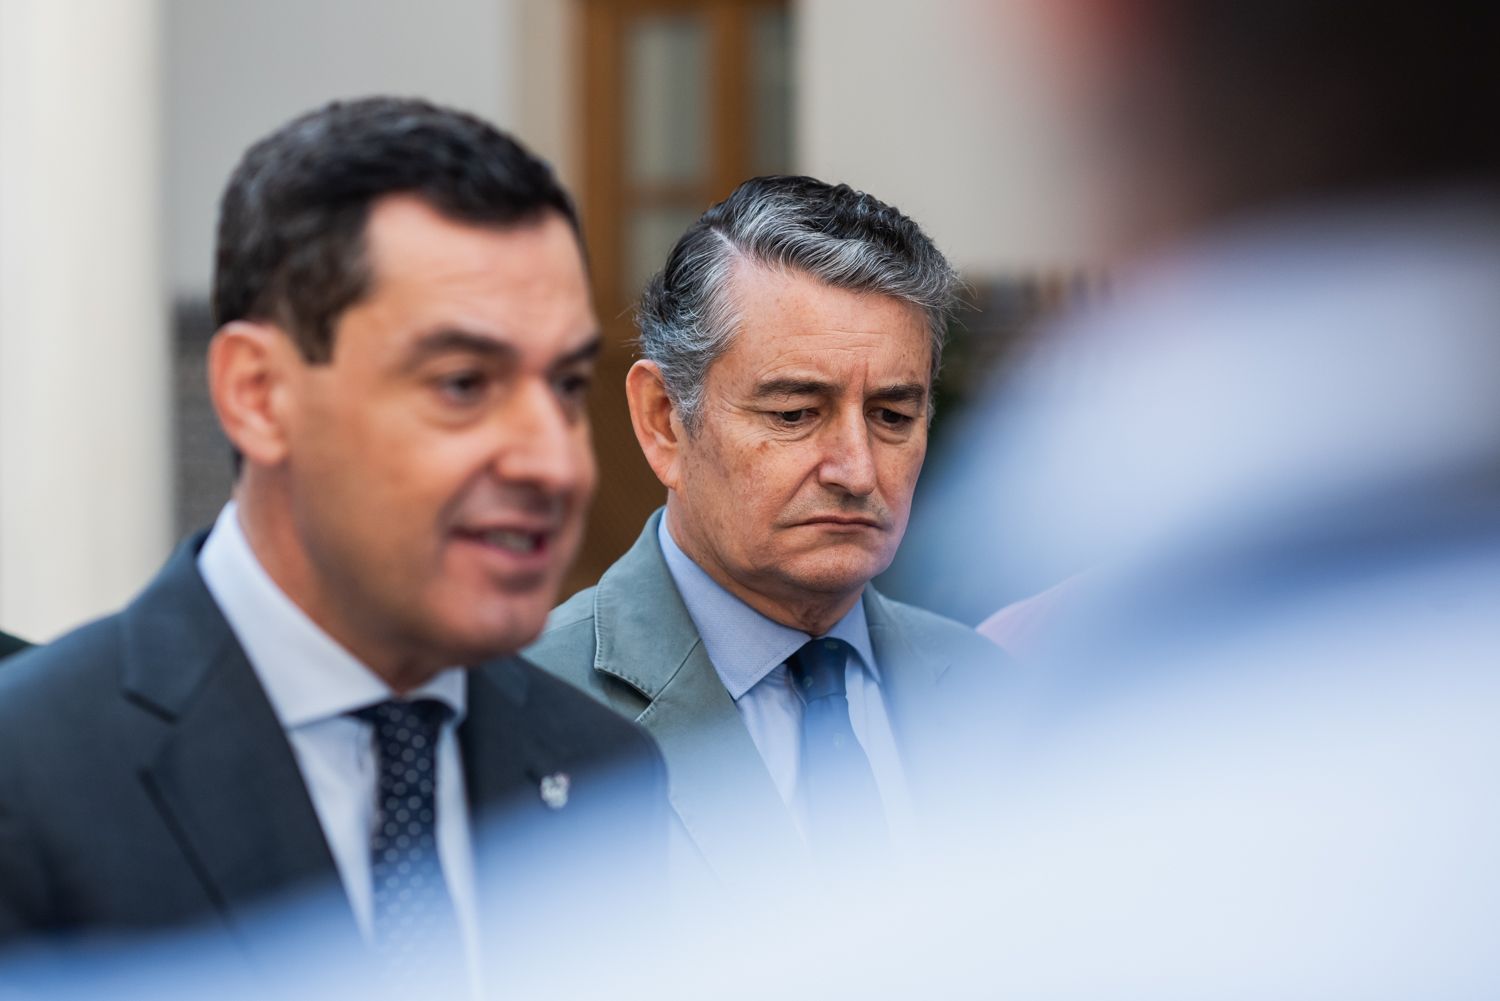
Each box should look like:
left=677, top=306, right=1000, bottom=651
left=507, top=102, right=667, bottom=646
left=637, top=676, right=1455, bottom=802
left=656, top=513, right=879, bottom=701
left=197, top=502, right=466, bottom=730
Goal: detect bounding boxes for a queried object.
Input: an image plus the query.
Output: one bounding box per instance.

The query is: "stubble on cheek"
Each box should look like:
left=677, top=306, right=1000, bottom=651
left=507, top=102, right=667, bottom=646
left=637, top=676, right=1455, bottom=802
left=731, top=435, right=784, bottom=529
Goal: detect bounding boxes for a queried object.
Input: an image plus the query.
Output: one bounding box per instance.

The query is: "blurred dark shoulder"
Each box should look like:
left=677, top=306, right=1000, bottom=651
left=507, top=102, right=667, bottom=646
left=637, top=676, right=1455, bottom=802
left=0, top=630, right=31, bottom=662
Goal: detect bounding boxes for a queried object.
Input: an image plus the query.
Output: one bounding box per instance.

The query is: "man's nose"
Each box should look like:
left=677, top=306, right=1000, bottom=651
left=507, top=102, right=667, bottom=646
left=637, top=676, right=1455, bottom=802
left=816, top=407, right=878, bottom=497
left=491, top=379, right=592, bottom=495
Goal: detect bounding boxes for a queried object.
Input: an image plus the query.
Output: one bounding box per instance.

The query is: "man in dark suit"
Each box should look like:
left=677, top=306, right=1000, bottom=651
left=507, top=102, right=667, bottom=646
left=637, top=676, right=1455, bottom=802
left=0, top=631, right=26, bottom=660
left=0, top=97, right=665, bottom=989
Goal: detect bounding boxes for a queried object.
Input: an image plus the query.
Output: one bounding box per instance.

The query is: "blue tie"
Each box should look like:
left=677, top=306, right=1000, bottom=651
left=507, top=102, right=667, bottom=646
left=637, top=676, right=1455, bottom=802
left=789, top=638, right=888, bottom=861
left=353, top=699, right=462, bottom=973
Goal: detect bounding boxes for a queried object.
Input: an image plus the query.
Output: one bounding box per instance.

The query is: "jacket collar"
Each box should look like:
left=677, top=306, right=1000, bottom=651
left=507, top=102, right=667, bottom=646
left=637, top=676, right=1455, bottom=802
left=863, top=586, right=947, bottom=735
left=590, top=509, right=700, bottom=702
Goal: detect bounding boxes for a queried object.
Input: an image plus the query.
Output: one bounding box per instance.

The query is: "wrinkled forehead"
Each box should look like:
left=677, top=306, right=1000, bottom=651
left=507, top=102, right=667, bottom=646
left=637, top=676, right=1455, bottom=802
left=713, top=263, right=934, bottom=390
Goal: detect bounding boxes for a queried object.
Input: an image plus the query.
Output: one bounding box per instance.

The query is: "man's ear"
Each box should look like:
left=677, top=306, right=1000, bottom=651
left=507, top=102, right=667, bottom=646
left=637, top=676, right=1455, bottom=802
left=625, top=359, right=687, bottom=492
left=207, top=320, right=298, bottom=469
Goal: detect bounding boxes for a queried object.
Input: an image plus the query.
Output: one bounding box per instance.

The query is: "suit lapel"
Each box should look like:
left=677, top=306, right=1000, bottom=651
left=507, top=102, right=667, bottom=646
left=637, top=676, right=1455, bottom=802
left=863, top=587, right=946, bottom=749
left=461, top=655, right=665, bottom=950
left=124, top=537, right=359, bottom=957
left=458, top=658, right=556, bottom=824
left=636, top=643, right=809, bottom=888
left=866, top=587, right=978, bottom=815
left=591, top=511, right=809, bottom=887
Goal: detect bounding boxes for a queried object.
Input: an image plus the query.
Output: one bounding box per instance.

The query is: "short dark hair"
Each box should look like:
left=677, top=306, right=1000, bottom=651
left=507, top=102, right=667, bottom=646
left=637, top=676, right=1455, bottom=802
left=212, top=96, right=580, bottom=361
left=637, top=175, right=959, bottom=431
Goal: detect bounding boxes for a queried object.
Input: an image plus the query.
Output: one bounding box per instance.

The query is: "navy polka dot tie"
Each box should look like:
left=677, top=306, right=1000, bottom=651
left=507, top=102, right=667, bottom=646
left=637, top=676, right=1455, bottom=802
left=353, top=698, right=462, bottom=973
left=788, top=638, right=889, bottom=862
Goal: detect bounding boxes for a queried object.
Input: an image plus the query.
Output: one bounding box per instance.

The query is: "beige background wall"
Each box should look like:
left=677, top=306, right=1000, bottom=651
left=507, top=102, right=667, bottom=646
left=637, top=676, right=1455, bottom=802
left=164, top=0, right=522, bottom=298
left=796, top=0, right=1093, bottom=275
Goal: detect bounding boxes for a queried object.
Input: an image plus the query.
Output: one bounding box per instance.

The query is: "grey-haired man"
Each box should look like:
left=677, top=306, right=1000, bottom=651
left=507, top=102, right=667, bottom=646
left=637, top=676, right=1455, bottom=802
left=527, top=175, right=1003, bottom=891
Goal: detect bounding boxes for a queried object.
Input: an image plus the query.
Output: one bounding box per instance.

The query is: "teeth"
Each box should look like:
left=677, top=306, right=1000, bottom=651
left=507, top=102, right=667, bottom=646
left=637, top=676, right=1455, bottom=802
left=481, top=530, right=539, bottom=554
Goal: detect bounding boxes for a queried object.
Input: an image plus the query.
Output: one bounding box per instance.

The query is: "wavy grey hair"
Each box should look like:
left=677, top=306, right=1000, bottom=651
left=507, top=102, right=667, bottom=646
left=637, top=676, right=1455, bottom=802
left=636, top=175, right=960, bottom=432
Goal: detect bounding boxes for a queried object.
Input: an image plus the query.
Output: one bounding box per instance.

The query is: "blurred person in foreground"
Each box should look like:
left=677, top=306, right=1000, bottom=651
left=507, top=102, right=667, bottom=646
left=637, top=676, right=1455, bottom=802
left=528, top=176, right=1005, bottom=892
left=896, top=1, right=1500, bottom=996
left=0, top=97, right=666, bottom=993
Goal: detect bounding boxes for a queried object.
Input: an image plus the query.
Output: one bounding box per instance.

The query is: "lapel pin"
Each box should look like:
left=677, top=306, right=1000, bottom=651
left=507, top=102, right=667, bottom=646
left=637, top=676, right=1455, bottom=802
left=539, top=772, right=570, bottom=810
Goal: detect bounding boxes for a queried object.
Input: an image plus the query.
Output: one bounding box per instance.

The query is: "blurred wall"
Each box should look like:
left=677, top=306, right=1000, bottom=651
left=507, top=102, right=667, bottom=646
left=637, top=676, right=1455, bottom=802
left=166, top=0, right=542, bottom=542
left=0, top=0, right=170, bottom=642
left=797, top=0, right=1093, bottom=276
left=165, top=0, right=521, bottom=298
left=516, top=0, right=580, bottom=197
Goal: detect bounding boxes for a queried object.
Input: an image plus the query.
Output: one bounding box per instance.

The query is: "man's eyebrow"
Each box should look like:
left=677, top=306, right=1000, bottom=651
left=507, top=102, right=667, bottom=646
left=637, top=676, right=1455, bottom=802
left=752, top=377, right=836, bottom=399
left=399, top=329, right=603, bottom=370
left=553, top=333, right=603, bottom=370
left=401, top=328, right=519, bottom=367
left=751, top=378, right=928, bottom=405
left=868, top=382, right=928, bottom=405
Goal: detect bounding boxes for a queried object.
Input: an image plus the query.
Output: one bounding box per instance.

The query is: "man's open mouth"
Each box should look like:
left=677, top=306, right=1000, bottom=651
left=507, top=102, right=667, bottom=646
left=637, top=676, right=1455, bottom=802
left=458, top=527, right=549, bottom=555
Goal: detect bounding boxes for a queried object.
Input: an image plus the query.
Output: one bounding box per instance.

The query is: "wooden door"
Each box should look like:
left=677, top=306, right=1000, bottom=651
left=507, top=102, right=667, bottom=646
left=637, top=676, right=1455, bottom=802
left=567, top=0, right=793, bottom=594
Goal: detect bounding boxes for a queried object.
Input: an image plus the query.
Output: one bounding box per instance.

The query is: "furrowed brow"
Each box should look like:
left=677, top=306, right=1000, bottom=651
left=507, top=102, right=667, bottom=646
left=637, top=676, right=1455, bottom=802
left=752, top=377, right=835, bottom=400
left=552, top=333, right=603, bottom=371
left=869, top=382, right=928, bottom=406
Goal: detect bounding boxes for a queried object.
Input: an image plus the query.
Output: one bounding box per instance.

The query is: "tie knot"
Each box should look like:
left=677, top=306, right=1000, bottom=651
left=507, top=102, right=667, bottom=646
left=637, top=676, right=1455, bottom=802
left=353, top=698, right=452, bottom=742
left=789, top=637, right=851, bottom=702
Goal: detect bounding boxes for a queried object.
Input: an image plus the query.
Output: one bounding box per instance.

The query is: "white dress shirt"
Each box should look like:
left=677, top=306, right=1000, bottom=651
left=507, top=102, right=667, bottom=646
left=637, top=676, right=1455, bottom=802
left=657, top=515, right=914, bottom=842
left=197, top=503, right=481, bottom=984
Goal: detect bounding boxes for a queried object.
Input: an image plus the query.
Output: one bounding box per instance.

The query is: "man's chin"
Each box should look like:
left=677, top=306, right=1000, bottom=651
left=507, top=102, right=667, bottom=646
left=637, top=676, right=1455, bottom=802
left=784, top=539, right=893, bottom=580
left=429, top=612, right=550, bottom=666
left=776, top=559, right=889, bottom=599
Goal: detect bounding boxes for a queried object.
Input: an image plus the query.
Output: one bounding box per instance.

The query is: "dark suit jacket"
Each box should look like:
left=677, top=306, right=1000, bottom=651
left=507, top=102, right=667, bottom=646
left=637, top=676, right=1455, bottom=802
left=0, top=535, right=668, bottom=968
left=0, top=630, right=28, bottom=661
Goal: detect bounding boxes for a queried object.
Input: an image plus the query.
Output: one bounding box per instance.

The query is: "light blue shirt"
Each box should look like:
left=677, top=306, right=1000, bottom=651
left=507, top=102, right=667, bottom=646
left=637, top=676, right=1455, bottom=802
left=657, top=515, right=913, bottom=840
